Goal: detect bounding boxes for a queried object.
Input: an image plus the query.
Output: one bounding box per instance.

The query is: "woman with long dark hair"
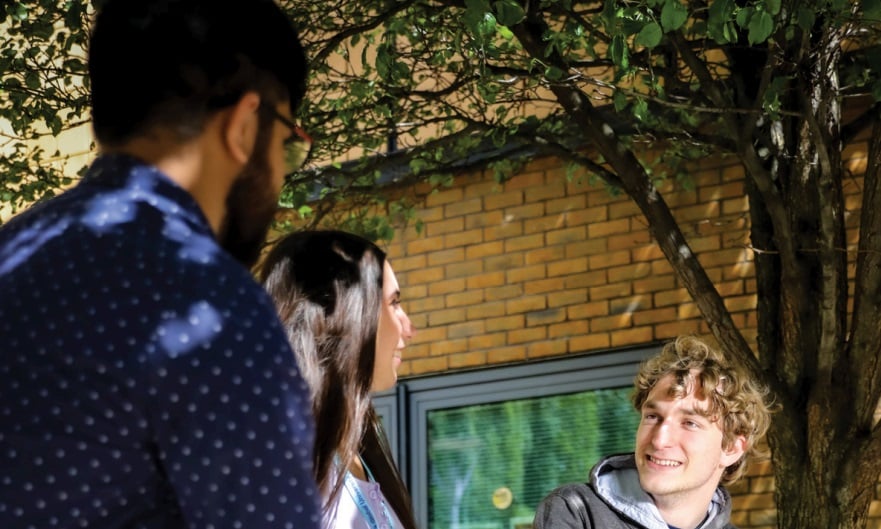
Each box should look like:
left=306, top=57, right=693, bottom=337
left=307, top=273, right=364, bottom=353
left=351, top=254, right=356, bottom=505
left=258, top=230, right=418, bottom=529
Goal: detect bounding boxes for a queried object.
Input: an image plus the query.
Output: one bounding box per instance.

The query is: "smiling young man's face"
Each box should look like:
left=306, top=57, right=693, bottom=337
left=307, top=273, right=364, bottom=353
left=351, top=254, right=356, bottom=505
left=634, top=372, right=745, bottom=509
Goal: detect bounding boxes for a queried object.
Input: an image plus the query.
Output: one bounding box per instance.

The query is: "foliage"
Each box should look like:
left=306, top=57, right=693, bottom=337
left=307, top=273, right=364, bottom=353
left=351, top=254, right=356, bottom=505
left=0, top=1, right=89, bottom=217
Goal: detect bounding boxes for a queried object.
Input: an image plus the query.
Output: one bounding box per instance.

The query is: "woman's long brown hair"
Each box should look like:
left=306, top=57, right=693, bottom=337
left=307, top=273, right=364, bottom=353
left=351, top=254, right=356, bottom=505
left=259, top=230, right=418, bottom=529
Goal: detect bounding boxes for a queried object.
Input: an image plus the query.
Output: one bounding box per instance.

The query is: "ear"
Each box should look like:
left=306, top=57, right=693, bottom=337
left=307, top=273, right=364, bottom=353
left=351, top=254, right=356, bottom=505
left=222, top=91, right=261, bottom=165
left=720, top=435, right=747, bottom=467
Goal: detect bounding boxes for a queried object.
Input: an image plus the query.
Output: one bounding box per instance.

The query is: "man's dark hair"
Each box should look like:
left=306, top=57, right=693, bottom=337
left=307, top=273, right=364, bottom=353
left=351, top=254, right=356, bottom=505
left=89, top=0, right=307, bottom=145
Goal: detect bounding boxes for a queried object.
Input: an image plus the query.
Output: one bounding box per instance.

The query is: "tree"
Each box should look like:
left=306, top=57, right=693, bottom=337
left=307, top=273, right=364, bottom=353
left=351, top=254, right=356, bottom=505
left=5, top=0, right=881, bottom=527
left=0, top=1, right=90, bottom=217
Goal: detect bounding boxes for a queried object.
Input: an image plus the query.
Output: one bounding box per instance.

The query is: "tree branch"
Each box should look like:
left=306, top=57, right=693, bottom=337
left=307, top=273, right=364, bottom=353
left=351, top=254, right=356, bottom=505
left=304, top=0, right=420, bottom=66
left=509, top=3, right=762, bottom=379
left=668, top=32, right=736, bottom=128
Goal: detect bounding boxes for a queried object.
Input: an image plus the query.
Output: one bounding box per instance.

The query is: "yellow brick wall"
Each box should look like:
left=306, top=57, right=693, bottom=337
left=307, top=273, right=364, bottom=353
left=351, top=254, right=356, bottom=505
left=378, top=144, right=878, bottom=528
left=387, top=153, right=756, bottom=375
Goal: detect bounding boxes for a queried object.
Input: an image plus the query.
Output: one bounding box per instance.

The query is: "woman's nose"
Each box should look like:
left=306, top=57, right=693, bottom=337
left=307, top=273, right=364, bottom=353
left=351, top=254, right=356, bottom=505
left=401, top=311, right=415, bottom=340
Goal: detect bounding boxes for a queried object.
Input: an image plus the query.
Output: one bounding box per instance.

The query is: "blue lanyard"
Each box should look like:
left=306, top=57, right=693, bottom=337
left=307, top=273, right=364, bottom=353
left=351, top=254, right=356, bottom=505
left=342, top=457, right=396, bottom=529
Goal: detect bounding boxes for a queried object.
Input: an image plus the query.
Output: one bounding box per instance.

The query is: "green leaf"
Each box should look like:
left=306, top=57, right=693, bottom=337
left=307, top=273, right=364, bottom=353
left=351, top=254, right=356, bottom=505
left=763, top=0, right=781, bottom=16
left=762, top=75, right=786, bottom=118
left=479, top=12, right=498, bottom=37
left=376, top=44, right=393, bottom=79
left=493, top=0, right=525, bottom=26
left=632, top=98, right=649, bottom=122
left=748, top=10, right=774, bottom=44
left=63, top=1, right=84, bottom=29
left=409, top=158, right=431, bottom=175
left=25, top=71, right=40, bottom=89
left=735, top=6, right=754, bottom=28
left=613, top=90, right=628, bottom=112
left=722, top=21, right=736, bottom=43
left=478, top=81, right=500, bottom=102
left=49, top=116, right=62, bottom=136
left=464, top=0, right=497, bottom=40
left=601, top=0, right=620, bottom=29
left=610, top=34, right=629, bottom=69
left=621, top=16, right=647, bottom=36
left=660, top=0, right=688, bottom=32
left=545, top=65, right=565, bottom=81
left=635, top=22, right=663, bottom=48
left=62, top=58, right=85, bottom=73
left=708, top=0, right=735, bottom=25
left=32, top=21, right=55, bottom=40
left=707, top=0, right=735, bottom=43
left=11, top=2, right=27, bottom=20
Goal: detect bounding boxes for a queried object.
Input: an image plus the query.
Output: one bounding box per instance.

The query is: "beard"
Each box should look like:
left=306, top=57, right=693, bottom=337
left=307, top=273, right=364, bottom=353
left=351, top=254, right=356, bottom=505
left=219, top=130, right=279, bottom=269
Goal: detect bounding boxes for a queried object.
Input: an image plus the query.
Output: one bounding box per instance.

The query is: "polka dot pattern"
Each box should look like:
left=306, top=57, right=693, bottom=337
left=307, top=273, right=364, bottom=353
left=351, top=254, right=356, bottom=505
left=0, top=154, right=320, bottom=529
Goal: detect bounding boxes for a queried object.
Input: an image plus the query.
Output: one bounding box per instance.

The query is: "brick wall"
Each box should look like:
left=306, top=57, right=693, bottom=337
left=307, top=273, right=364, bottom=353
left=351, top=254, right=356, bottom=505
left=386, top=153, right=756, bottom=375
left=377, top=144, right=877, bottom=528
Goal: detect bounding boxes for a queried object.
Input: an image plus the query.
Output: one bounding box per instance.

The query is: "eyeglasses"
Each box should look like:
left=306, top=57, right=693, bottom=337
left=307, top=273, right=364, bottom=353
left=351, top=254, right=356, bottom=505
left=262, top=103, right=313, bottom=173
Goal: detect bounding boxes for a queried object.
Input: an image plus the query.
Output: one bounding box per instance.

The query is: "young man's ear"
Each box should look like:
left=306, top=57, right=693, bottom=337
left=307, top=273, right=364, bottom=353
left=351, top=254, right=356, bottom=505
left=721, top=435, right=747, bottom=467
left=222, top=91, right=261, bottom=165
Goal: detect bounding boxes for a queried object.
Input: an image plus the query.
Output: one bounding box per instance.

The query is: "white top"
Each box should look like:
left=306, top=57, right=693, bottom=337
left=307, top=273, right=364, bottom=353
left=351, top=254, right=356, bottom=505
left=324, top=473, right=404, bottom=529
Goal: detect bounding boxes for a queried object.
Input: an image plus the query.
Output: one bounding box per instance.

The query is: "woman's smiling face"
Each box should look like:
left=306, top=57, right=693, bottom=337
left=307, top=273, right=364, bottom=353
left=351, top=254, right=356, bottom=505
left=372, top=260, right=413, bottom=392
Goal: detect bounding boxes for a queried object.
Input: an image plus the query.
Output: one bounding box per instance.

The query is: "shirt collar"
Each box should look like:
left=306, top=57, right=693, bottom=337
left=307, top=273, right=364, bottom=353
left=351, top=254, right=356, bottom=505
left=84, top=153, right=213, bottom=235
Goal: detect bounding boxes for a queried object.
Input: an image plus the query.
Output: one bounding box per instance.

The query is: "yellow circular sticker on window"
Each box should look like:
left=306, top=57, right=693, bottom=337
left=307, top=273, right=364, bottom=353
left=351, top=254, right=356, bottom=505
left=492, top=486, right=513, bottom=510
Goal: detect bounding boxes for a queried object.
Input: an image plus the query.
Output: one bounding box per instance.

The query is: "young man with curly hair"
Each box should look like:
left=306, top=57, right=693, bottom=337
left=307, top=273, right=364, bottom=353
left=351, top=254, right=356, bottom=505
left=533, top=336, right=774, bottom=529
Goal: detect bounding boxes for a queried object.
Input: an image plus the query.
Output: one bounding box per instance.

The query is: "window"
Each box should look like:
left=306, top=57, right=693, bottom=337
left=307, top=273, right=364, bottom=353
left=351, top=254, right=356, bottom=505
left=374, top=345, right=656, bottom=529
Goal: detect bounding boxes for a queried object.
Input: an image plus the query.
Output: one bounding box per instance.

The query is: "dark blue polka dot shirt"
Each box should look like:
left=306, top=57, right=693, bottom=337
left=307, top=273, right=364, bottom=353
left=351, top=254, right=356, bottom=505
left=0, top=154, right=321, bottom=529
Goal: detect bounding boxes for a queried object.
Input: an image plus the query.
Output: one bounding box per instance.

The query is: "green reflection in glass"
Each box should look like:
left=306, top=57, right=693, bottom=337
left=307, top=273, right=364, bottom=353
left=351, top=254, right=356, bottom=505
left=427, top=387, right=639, bottom=529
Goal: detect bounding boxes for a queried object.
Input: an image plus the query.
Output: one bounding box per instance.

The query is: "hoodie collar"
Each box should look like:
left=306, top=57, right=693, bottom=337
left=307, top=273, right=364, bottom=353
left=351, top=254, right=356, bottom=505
left=590, top=454, right=731, bottom=529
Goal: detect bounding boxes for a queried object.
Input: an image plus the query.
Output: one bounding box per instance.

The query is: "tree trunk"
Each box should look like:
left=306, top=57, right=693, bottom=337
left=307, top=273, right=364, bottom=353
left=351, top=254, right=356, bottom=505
left=509, top=4, right=881, bottom=527
left=770, top=416, right=880, bottom=529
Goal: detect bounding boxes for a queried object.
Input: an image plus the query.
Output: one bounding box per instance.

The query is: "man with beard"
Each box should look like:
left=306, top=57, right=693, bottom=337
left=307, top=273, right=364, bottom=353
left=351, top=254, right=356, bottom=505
left=0, top=2, right=320, bottom=529
left=533, top=336, right=774, bottom=529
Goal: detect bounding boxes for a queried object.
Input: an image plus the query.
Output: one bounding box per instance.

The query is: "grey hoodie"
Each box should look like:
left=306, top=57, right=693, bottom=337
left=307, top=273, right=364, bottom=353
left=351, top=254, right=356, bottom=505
left=532, top=454, right=736, bottom=529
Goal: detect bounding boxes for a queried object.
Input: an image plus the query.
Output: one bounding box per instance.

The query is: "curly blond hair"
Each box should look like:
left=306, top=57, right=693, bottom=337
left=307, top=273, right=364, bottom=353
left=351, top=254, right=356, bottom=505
left=631, top=336, right=774, bottom=485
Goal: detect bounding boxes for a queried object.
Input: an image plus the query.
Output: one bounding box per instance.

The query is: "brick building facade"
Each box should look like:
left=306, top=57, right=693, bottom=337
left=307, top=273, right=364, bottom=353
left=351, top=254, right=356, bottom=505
left=372, top=143, right=878, bottom=528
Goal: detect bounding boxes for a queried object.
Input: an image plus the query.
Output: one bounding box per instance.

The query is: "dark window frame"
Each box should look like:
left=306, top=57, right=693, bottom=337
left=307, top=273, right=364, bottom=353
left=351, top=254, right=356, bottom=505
left=374, top=344, right=658, bottom=529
